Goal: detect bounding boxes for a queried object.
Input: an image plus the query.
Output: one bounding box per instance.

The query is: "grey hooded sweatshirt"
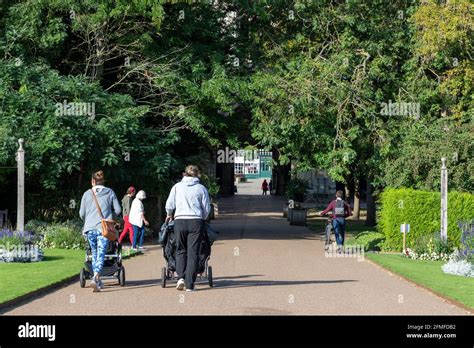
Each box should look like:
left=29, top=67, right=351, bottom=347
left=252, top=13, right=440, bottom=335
left=165, top=176, right=211, bottom=220
left=79, top=185, right=121, bottom=234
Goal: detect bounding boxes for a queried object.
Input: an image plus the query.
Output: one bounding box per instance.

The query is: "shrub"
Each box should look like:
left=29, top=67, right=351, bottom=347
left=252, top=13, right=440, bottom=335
left=25, top=220, right=49, bottom=234
left=286, top=178, right=309, bottom=202
left=39, top=221, right=85, bottom=250
left=352, top=231, right=385, bottom=251
left=379, top=188, right=474, bottom=251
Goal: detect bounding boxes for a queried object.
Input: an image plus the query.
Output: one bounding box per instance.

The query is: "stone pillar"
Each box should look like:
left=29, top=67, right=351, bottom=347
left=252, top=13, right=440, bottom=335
left=440, top=157, right=448, bottom=242
left=17, top=138, right=25, bottom=232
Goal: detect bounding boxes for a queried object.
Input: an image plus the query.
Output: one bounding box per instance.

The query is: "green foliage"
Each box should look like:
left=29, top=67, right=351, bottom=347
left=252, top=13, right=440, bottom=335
left=25, top=220, right=49, bottom=234
left=411, top=233, right=452, bottom=257
left=379, top=188, right=474, bottom=251
left=350, top=231, right=385, bottom=252
left=38, top=221, right=85, bottom=250
left=285, top=178, right=309, bottom=202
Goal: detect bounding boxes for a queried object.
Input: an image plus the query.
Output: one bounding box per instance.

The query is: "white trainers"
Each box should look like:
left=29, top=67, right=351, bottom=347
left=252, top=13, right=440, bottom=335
left=186, top=287, right=196, bottom=292
left=176, top=278, right=185, bottom=291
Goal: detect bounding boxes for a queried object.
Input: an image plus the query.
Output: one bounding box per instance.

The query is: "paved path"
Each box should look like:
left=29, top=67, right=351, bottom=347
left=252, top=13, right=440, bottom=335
left=2, top=183, right=468, bottom=315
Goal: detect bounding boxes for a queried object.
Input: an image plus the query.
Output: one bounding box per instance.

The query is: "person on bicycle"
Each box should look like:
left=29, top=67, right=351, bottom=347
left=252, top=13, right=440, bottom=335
left=319, top=190, right=352, bottom=251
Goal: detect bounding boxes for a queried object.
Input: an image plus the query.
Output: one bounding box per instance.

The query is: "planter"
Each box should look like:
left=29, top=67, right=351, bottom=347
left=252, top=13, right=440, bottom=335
left=289, top=208, right=307, bottom=226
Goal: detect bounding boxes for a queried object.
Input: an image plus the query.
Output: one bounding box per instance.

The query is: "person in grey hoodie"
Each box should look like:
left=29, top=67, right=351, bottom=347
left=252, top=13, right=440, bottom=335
left=79, top=170, right=121, bottom=292
left=165, top=165, right=210, bottom=292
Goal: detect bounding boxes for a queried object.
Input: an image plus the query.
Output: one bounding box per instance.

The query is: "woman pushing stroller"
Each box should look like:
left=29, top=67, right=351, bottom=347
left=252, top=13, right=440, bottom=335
left=79, top=170, right=121, bottom=292
left=165, top=165, right=211, bottom=292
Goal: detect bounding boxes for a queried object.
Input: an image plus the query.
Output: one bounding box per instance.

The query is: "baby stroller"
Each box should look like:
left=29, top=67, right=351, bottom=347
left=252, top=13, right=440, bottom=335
left=79, top=232, right=125, bottom=288
left=159, top=221, right=216, bottom=288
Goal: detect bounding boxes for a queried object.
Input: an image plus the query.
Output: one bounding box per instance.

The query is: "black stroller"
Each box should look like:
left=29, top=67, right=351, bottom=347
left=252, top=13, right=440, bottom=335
left=159, top=221, right=216, bottom=288
left=79, top=234, right=125, bottom=288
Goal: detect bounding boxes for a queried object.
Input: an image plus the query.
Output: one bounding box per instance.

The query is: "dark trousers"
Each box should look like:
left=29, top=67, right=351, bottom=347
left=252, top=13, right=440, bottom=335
left=332, top=217, right=346, bottom=246
left=174, top=219, right=203, bottom=289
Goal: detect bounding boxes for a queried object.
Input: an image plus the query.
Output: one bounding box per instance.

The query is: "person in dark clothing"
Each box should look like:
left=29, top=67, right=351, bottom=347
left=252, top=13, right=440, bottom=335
left=261, top=179, right=269, bottom=195
left=165, top=165, right=211, bottom=292
left=319, top=190, right=352, bottom=251
left=269, top=180, right=273, bottom=194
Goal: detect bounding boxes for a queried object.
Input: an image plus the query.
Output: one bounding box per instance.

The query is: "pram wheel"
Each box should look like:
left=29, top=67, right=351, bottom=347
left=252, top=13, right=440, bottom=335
left=118, top=266, right=126, bottom=287
left=207, top=266, right=213, bottom=287
left=79, top=268, right=86, bottom=288
left=161, top=267, right=167, bottom=288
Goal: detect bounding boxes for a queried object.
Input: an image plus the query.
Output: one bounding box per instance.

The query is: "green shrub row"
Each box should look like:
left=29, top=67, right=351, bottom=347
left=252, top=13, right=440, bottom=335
left=379, top=188, right=474, bottom=251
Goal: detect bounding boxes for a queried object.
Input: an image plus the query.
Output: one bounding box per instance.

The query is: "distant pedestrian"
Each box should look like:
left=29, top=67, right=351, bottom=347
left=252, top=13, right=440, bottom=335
left=79, top=170, right=121, bottom=292
left=165, top=165, right=210, bottom=292
left=118, top=186, right=136, bottom=245
left=261, top=179, right=269, bottom=195
left=129, top=190, right=150, bottom=252
left=269, top=180, right=273, bottom=194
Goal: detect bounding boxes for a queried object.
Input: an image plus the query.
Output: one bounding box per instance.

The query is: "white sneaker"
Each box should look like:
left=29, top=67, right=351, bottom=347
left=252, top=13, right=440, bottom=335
left=186, top=287, right=196, bottom=292
left=176, top=278, right=185, bottom=291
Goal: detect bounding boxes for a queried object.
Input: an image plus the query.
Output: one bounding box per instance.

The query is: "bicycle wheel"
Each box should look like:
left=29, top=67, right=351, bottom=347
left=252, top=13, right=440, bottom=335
left=325, top=223, right=332, bottom=245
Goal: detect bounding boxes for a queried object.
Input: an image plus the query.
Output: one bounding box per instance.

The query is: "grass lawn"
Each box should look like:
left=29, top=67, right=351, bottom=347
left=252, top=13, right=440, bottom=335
left=367, top=253, right=474, bottom=309
left=307, top=216, right=376, bottom=236
left=0, top=248, right=84, bottom=305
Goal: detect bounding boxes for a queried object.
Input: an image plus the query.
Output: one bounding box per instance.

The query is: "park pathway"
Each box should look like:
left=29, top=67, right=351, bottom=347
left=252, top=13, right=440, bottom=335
left=2, top=181, right=467, bottom=315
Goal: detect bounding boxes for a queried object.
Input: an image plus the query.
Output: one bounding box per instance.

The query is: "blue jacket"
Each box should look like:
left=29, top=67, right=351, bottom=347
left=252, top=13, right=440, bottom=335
left=165, top=177, right=211, bottom=220
left=79, top=186, right=121, bottom=234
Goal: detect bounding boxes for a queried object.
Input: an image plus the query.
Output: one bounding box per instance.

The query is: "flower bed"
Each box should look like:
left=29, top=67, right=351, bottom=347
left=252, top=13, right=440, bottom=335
left=0, top=228, right=44, bottom=262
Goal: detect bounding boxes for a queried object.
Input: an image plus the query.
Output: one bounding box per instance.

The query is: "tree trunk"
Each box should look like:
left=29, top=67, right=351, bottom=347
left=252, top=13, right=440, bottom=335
left=216, top=162, right=235, bottom=196
left=157, top=195, right=163, bottom=226
left=344, top=184, right=350, bottom=201
left=365, top=176, right=376, bottom=227
left=353, top=178, right=360, bottom=220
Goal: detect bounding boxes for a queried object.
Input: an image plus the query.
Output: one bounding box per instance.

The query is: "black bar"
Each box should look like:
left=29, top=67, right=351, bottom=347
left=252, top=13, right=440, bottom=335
left=0, top=315, right=472, bottom=346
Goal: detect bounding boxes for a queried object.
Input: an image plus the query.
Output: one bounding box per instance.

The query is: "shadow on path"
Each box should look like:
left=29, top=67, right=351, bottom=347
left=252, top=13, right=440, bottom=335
left=196, top=275, right=357, bottom=291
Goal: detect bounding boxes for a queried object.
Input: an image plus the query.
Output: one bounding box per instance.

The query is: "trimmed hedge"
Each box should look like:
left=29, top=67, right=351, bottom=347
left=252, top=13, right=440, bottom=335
left=379, top=188, right=474, bottom=251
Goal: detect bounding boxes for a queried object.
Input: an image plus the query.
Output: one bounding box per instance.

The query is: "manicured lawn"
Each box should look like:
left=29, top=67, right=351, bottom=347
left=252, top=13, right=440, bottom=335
left=0, top=249, right=84, bottom=305
left=367, top=253, right=474, bottom=309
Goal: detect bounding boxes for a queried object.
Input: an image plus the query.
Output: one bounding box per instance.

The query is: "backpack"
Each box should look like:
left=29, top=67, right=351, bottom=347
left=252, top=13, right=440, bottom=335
left=334, top=199, right=345, bottom=216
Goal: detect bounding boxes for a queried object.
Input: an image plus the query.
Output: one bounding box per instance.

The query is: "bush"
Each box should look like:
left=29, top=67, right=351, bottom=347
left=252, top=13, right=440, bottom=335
left=379, top=188, right=474, bottom=251
left=25, top=220, right=49, bottom=234
left=286, top=178, right=309, bottom=202
left=39, top=221, right=85, bottom=250
left=351, top=231, right=385, bottom=251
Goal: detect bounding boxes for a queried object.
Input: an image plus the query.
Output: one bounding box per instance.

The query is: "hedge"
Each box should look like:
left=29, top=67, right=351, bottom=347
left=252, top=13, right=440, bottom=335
left=379, top=188, right=474, bottom=251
